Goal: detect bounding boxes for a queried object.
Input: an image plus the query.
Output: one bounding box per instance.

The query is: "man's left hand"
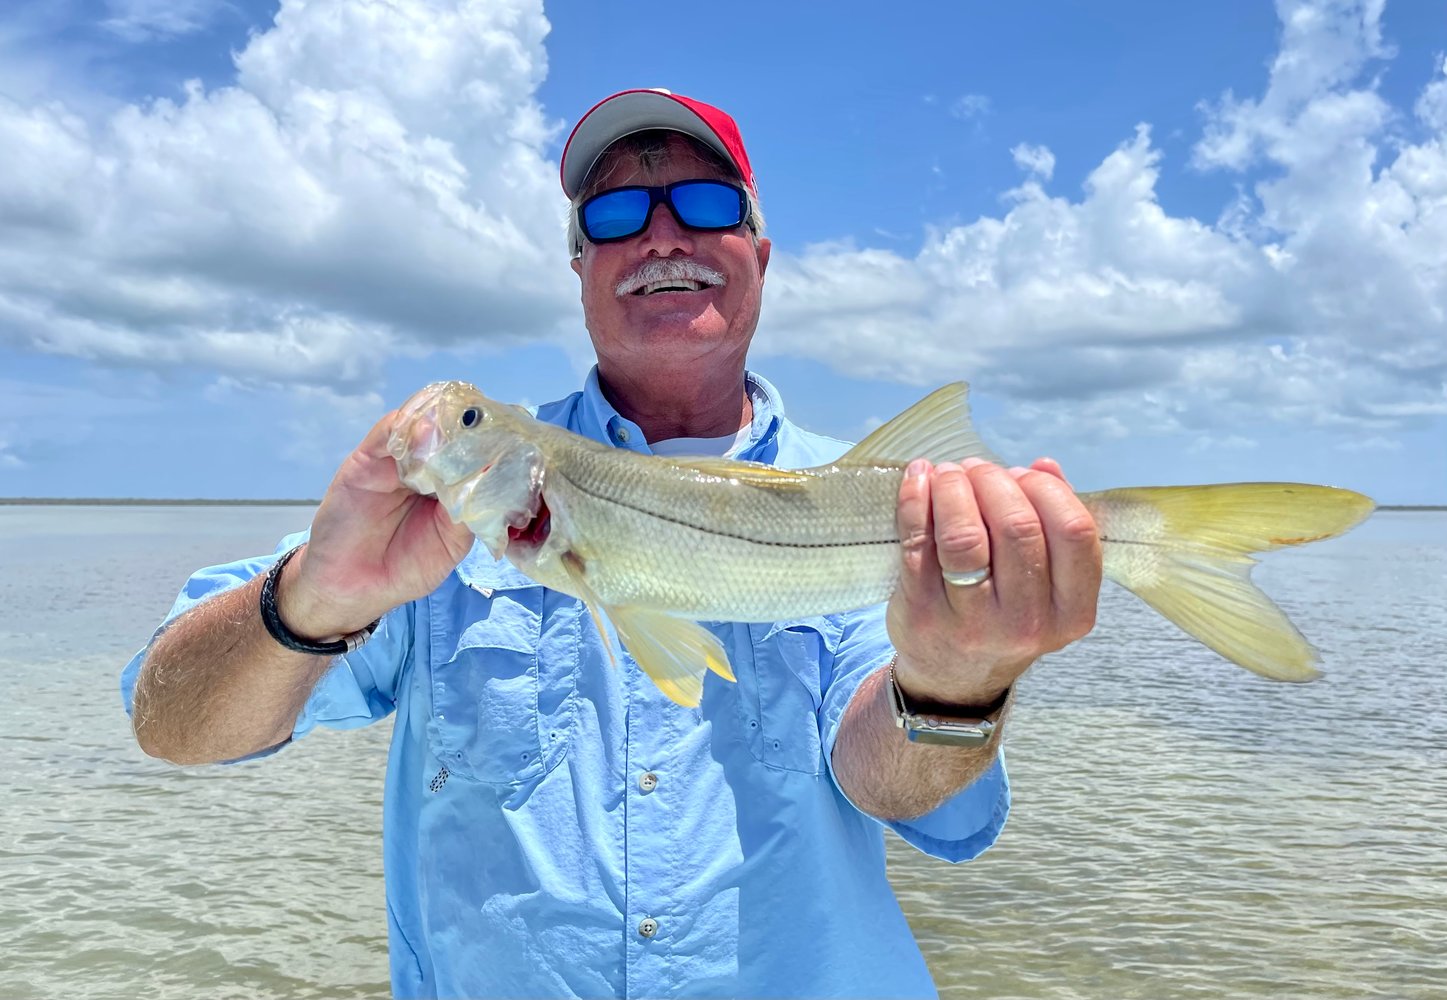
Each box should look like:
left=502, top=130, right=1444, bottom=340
left=886, top=457, right=1103, bottom=708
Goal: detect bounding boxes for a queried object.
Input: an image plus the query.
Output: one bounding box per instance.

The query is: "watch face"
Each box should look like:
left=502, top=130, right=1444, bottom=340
left=905, top=719, right=995, bottom=746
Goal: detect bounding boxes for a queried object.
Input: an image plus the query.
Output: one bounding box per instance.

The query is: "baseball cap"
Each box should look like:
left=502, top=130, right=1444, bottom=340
left=560, top=88, right=757, bottom=199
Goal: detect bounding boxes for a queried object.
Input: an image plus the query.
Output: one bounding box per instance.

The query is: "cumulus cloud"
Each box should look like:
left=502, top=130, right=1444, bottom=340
left=4, top=0, right=1443, bottom=479
left=757, top=0, right=1447, bottom=457
left=0, top=0, right=575, bottom=391
left=1011, top=142, right=1055, bottom=180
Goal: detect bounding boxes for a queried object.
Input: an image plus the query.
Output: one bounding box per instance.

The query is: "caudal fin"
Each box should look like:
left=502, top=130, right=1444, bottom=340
left=1081, top=483, right=1375, bottom=681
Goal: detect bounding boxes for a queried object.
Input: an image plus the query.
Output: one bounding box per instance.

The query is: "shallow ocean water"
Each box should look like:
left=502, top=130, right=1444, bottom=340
left=1, top=505, right=1442, bottom=998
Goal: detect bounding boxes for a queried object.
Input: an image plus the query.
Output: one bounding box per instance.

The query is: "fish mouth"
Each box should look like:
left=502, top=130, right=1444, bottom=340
left=507, top=496, right=551, bottom=549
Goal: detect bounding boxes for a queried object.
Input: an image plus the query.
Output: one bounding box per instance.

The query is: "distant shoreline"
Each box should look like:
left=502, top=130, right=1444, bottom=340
left=2, top=498, right=1443, bottom=511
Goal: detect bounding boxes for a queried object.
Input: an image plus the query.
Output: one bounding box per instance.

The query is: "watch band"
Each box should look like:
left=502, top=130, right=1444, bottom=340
left=259, top=545, right=378, bottom=656
left=887, top=659, right=1009, bottom=747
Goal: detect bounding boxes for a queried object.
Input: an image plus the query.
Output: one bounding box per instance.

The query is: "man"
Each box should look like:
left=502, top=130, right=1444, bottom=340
left=123, top=89, right=1101, bottom=998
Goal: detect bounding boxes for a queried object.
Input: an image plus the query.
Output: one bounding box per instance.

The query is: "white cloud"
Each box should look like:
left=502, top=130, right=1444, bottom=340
left=0, top=0, right=575, bottom=391
left=757, top=0, right=1447, bottom=459
left=3, top=0, right=1442, bottom=483
left=950, top=93, right=991, bottom=120
left=101, top=0, right=228, bottom=42
left=1011, top=142, right=1055, bottom=180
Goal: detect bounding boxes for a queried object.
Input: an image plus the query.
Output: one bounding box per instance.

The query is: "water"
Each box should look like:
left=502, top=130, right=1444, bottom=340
left=1, top=506, right=1443, bottom=999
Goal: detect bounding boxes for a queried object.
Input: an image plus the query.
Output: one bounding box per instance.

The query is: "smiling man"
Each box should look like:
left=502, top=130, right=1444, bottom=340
left=123, top=89, right=1102, bottom=999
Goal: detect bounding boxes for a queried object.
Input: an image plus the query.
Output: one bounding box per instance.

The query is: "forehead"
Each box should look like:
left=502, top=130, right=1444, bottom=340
left=587, top=132, right=736, bottom=191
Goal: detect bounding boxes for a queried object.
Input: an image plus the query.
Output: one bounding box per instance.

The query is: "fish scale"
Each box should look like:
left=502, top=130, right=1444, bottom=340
left=537, top=442, right=908, bottom=621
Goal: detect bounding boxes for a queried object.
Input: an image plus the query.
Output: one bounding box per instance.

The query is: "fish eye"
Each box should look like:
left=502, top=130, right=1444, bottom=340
left=460, top=407, right=481, bottom=429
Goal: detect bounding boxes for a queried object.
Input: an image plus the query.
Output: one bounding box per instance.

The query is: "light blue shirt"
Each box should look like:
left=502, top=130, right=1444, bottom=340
left=121, top=368, right=1009, bottom=999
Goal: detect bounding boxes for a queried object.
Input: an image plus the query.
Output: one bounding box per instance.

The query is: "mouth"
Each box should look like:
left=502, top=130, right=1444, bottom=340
left=616, top=259, right=727, bottom=298
left=633, top=279, right=708, bottom=295
left=507, top=497, right=551, bottom=548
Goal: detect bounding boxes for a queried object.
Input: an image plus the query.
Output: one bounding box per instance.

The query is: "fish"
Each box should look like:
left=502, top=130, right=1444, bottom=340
left=386, top=380, right=1375, bottom=707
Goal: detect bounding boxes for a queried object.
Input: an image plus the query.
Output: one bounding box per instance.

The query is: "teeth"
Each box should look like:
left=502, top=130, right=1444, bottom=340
left=639, top=279, right=705, bottom=295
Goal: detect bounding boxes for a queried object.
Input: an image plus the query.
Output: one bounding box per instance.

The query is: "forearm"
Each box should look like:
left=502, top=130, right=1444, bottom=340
left=831, top=663, right=1010, bottom=821
left=131, top=571, right=335, bottom=766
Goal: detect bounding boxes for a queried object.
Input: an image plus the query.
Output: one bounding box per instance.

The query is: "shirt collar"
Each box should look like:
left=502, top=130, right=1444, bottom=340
left=574, top=365, right=784, bottom=461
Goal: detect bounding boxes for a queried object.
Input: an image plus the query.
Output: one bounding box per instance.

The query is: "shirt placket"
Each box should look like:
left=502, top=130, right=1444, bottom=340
left=621, top=653, right=691, bottom=997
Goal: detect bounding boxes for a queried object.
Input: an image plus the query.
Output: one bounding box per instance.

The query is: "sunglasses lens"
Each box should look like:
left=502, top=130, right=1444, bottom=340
left=671, top=181, right=745, bottom=229
left=582, top=189, right=652, bottom=241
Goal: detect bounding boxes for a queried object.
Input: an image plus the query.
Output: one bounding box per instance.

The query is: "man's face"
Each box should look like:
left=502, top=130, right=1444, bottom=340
left=570, top=135, right=772, bottom=376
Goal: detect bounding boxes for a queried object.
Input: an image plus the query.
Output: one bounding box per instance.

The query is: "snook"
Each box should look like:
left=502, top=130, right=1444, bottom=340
left=388, top=381, right=1375, bottom=706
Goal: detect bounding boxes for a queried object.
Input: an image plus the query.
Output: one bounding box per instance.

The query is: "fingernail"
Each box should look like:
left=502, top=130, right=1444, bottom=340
left=1008, top=465, right=1029, bottom=478
left=960, top=457, right=988, bottom=470
left=905, top=459, right=930, bottom=477
left=935, top=461, right=962, bottom=475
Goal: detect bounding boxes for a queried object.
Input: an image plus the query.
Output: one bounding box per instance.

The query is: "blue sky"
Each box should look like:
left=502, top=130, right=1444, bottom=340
left=2, top=0, right=1445, bottom=503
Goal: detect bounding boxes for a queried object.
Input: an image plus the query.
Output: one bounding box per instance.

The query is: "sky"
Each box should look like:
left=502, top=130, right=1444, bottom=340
left=1, top=0, right=1445, bottom=504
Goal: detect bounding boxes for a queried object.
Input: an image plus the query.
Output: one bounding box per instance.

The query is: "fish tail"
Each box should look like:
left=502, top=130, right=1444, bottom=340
left=1080, top=483, right=1375, bottom=680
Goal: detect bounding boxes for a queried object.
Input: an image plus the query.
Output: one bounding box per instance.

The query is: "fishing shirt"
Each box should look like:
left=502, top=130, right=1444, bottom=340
left=120, top=368, right=1010, bottom=999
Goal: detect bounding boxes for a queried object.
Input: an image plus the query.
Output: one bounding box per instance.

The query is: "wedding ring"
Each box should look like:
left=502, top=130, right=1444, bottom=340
left=942, top=565, right=992, bottom=588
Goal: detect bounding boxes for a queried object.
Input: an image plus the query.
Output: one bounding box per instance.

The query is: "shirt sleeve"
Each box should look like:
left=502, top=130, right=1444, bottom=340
left=120, top=531, right=411, bottom=761
left=818, top=605, right=1011, bottom=863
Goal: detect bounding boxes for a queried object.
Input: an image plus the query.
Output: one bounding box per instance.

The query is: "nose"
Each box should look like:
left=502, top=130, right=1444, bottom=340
left=636, top=200, right=695, bottom=257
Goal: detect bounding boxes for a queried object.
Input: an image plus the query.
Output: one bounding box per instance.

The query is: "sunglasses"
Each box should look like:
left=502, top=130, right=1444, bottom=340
left=578, top=179, right=749, bottom=244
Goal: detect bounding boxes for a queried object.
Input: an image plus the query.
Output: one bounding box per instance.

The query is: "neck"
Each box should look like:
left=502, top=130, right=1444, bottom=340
left=596, top=360, right=752, bottom=443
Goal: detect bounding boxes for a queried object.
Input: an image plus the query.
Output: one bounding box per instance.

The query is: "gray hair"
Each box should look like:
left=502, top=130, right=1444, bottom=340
left=566, top=129, right=766, bottom=257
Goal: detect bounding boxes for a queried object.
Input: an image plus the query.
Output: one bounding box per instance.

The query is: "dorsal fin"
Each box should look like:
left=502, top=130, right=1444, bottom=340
left=669, top=457, right=815, bottom=490
left=835, top=382, right=1001, bottom=467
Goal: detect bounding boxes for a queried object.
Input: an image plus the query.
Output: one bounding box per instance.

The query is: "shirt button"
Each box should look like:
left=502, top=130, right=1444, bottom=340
left=638, top=917, right=659, bottom=939
left=615, top=427, right=631, bottom=443
left=638, top=771, right=658, bottom=793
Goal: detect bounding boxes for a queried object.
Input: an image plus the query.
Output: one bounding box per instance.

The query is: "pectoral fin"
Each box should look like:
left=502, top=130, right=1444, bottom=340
left=610, top=607, right=736, bottom=708
left=559, top=550, right=620, bottom=667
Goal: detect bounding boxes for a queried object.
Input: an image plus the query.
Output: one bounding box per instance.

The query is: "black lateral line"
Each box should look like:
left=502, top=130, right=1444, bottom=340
left=552, top=468, right=896, bottom=550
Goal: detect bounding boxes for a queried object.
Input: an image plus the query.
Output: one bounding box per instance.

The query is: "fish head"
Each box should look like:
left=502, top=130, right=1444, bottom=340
left=387, top=381, right=544, bottom=558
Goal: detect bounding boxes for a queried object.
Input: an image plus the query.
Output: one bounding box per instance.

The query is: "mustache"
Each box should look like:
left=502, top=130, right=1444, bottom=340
left=614, top=258, right=727, bottom=297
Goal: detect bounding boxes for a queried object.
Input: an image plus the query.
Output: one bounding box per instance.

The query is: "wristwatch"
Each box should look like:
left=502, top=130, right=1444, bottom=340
left=887, top=660, right=1011, bottom=747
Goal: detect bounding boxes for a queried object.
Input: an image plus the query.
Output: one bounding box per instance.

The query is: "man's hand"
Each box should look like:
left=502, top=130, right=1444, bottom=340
left=886, top=457, right=1102, bottom=707
left=278, top=411, right=477, bottom=640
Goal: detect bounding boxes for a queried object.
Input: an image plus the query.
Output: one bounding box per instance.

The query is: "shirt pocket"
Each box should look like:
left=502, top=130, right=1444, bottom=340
left=736, top=616, right=841, bottom=776
left=426, top=557, right=578, bottom=786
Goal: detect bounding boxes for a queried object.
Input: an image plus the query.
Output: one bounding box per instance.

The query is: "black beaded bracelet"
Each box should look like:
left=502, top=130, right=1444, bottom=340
left=259, top=545, right=378, bottom=656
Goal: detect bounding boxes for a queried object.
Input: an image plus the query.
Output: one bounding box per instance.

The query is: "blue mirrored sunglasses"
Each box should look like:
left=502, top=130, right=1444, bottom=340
left=578, top=179, right=748, bottom=244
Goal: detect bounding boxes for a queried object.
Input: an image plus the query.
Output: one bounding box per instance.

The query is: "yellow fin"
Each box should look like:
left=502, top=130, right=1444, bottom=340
left=835, top=382, right=1001, bottom=467
left=672, top=457, right=814, bottom=490
left=610, top=606, right=736, bottom=708
left=1083, top=483, right=1375, bottom=681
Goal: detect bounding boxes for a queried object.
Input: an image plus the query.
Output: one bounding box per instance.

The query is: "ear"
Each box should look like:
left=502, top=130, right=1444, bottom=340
left=570, top=256, right=583, bottom=280
left=755, top=237, right=771, bottom=280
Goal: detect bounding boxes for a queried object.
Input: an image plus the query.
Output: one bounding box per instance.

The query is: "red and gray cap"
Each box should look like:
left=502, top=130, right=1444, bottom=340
left=560, top=88, right=758, bottom=199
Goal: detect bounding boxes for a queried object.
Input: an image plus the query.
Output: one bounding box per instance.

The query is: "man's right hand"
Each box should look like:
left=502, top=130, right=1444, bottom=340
left=276, top=410, right=477, bottom=640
